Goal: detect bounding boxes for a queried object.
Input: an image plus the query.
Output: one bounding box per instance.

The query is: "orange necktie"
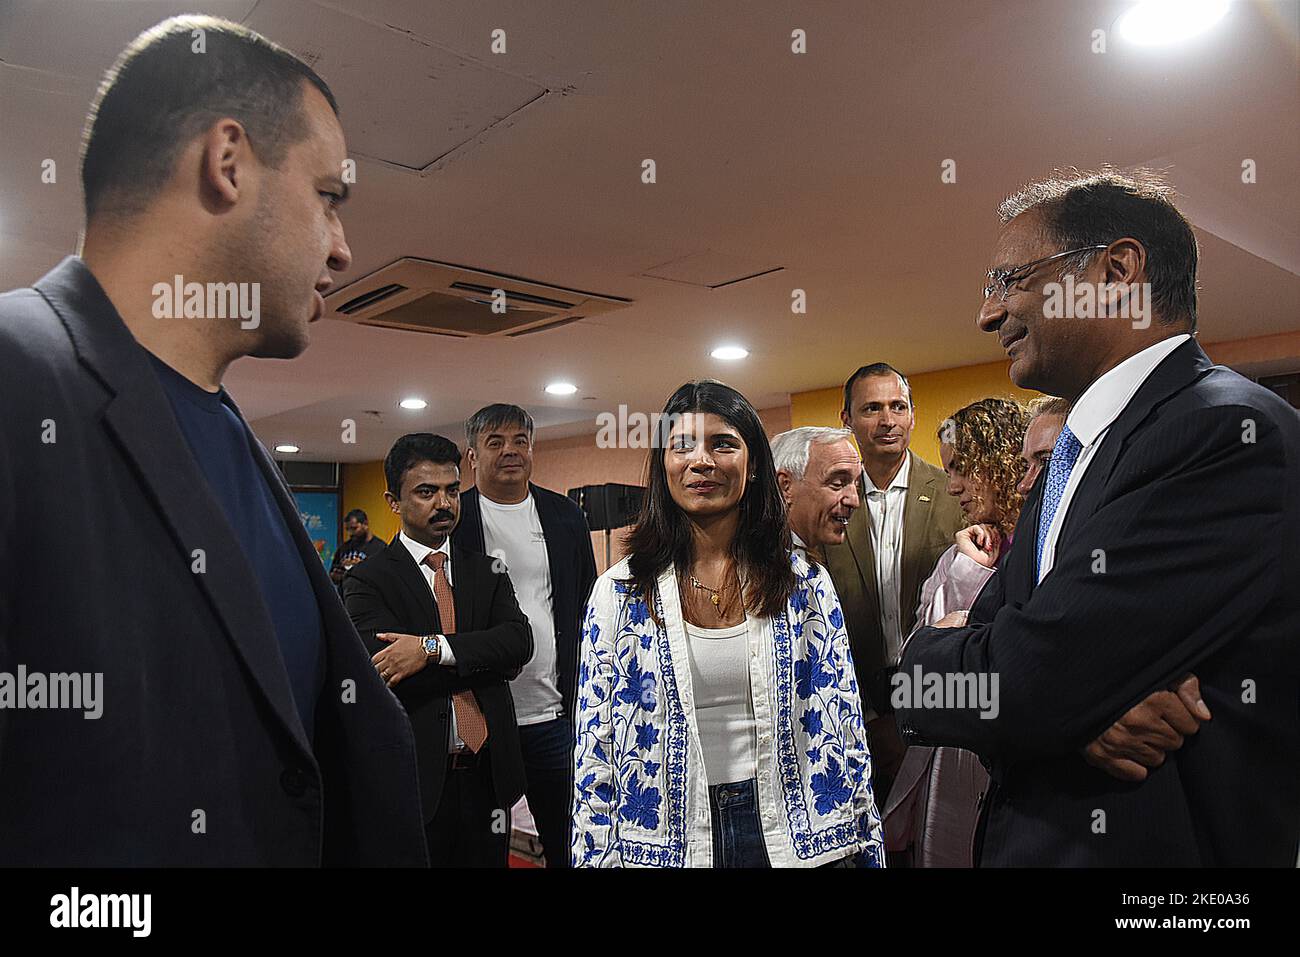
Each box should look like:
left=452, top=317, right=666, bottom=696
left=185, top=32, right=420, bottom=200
left=425, top=551, right=488, bottom=752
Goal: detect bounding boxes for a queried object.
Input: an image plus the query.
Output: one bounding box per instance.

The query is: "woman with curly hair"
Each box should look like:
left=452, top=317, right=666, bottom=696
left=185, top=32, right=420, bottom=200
left=570, top=380, right=884, bottom=867
left=882, top=397, right=1032, bottom=867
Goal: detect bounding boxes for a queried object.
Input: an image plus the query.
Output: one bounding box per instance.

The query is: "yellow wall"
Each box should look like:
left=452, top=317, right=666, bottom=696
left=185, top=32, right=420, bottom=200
left=341, top=461, right=401, bottom=543
left=790, top=359, right=1040, bottom=466
left=788, top=331, right=1300, bottom=465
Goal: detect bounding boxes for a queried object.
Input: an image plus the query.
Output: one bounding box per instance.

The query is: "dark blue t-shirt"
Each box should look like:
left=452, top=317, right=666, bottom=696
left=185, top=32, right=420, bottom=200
left=149, top=354, right=325, bottom=740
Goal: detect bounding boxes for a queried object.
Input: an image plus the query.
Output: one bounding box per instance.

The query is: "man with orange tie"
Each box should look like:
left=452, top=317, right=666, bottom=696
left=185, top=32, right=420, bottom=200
left=344, top=433, right=533, bottom=866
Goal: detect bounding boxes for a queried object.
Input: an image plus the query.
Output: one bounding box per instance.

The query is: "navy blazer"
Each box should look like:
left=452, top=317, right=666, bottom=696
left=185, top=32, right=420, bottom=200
left=898, top=338, right=1300, bottom=866
left=454, top=483, right=598, bottom=718
left=0, top=257, right=427, bottom=866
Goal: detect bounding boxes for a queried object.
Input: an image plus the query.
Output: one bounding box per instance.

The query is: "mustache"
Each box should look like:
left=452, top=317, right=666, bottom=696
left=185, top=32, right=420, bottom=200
left=430, top=510, right=455, bottom=523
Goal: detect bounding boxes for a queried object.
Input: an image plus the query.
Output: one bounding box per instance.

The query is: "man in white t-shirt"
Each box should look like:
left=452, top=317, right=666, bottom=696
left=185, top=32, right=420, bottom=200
left=453, top=404, right=598, bottom=867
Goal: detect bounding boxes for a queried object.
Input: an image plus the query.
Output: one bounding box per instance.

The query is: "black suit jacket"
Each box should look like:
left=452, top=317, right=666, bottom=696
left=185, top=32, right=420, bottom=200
left=0, top=257, right=427, bottom=866
left=898, top=338, right=1300, bottom=866
left=343, top=537, right=533, bottom=821
left=454, top=483, right=597, bottom=718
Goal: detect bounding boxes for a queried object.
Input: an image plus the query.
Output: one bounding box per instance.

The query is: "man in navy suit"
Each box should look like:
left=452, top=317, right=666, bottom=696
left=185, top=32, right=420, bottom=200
left=0, top=16, right=425, bottom=865
left=898, top=169, right=1300, bottom=866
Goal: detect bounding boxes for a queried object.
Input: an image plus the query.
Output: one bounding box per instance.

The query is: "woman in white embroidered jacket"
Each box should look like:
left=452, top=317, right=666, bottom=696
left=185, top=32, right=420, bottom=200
left=571, top=380, right=884, bottom=868
left=884, top=397, right=1061, bottom=866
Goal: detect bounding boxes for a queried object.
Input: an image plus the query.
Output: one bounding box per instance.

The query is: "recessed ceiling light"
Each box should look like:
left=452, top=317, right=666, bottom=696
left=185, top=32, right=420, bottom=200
left=1118, top=0, right=1229, bottom=46
left=546, top=382, right=578, bottom=395
left=711, top=345, right=749, bottom=361
left=275, top=444, right=300, bottom=454
left=399, top=397, right=427, bottom=410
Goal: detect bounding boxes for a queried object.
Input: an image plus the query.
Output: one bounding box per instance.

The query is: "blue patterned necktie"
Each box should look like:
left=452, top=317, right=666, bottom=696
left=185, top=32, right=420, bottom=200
left=1035, top=424, right=1084, bottom=579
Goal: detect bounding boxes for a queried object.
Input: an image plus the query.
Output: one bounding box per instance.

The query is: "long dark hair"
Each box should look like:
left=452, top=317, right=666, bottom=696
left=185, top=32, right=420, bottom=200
left=624, top=380, right=795, bottom=620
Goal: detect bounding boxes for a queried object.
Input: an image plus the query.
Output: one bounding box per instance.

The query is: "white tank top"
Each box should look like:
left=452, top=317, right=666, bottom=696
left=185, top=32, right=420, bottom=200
left=684, top=619, right=757, bottom=785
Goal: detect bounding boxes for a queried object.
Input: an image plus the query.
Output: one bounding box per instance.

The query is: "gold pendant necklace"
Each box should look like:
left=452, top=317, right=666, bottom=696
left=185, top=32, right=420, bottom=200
left=688, top=575, right=726, bottom=617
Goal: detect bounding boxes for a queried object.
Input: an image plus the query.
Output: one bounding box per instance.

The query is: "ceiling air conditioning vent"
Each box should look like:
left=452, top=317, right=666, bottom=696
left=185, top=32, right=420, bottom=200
left=325, top=258, right=632, bottom=337
left=338, top=283, right=407, bottom=315
left=507, top=315, right=585, bottom=337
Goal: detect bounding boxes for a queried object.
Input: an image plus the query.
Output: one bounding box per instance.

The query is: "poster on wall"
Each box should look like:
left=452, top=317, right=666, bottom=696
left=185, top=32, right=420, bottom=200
left=294, top=490, right=340, bottom=568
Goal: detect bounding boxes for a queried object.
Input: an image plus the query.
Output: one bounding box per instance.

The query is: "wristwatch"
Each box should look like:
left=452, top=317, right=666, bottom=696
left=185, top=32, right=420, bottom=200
left=421, top=634, right=443, bottom=663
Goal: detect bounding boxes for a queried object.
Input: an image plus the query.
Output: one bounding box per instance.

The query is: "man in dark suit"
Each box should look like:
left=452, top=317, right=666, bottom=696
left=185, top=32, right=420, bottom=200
left=453, top=403, right=597, bottom=867
left=0, top=16, right=426, bottom=865
left=824, top=364, right=964, bottom=803
left=345, top=434, right=533, bottom=867
left=898, top=169, right=1300, bottom=866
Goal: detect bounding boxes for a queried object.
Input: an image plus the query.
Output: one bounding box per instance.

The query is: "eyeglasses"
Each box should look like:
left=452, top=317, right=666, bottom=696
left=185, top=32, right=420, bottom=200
left=982, top=244, right=1110, bottom=301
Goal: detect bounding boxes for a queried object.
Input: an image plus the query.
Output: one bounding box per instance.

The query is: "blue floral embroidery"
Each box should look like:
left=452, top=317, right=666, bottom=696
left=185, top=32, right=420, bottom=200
left=811, top=756, right=852, bottom=815
left=571, top=554, right=882, bottom=867
left=616, top=657, right=657, bottom=710
left=628, top=599, right=650, bottom=626
left=800, top=708, right=823, bottom=738
left=635, top=722, right=659, bottom=752
left=791, top=587, right=809, bottom=613
left=620, top=771, right=662, bottom=830
left=794, top=654, right=832, bottom=699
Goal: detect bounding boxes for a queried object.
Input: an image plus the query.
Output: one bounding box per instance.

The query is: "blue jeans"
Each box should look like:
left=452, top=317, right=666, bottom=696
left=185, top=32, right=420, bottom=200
left=518, top=716, right=574, bottom=868
left=708, top=778, right=858, bottom=868
left=709, top=779, right=770, bottom=868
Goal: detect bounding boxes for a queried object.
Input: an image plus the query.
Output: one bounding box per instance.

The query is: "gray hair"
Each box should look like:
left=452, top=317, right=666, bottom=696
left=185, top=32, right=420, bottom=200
left=771, top=427, right=855, bottom=481
left=465, top=403, right=535, bottom=449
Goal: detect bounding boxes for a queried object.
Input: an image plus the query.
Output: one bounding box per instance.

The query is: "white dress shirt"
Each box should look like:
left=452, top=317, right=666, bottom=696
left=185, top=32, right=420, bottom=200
left=398, top=530, right=464, bottom=751
left=1037, top=334, right=1192, bottom=582
left=864, top=452, right=910, bottom=663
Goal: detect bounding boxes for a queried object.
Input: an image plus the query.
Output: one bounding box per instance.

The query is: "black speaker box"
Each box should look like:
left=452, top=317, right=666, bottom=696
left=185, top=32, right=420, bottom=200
left=567, top=483, right=645, bottom=532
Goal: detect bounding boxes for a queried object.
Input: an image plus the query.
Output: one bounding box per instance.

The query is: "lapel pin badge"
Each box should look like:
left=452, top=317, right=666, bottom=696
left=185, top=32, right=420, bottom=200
left=919, top=495, right=931, bottom=502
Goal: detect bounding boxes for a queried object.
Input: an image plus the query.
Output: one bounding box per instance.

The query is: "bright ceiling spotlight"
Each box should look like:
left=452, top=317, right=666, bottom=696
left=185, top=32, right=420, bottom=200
left=1118, top=0, right=1230, bottom=46
left=710, top=345, right=749, bottom=361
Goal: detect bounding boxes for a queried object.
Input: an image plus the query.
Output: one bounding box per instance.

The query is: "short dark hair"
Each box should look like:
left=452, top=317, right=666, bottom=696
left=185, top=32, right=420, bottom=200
left=465, top=403, right=535, bottom=449
left=998, top=168, right=1199, bottom=330
left=843, top=363, right=912, bottom=413
left=81, top=15, right=339, bottom=222
left=343, top=509, right=368, bottom=524
left=384, top=434, right=461, bottom=497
